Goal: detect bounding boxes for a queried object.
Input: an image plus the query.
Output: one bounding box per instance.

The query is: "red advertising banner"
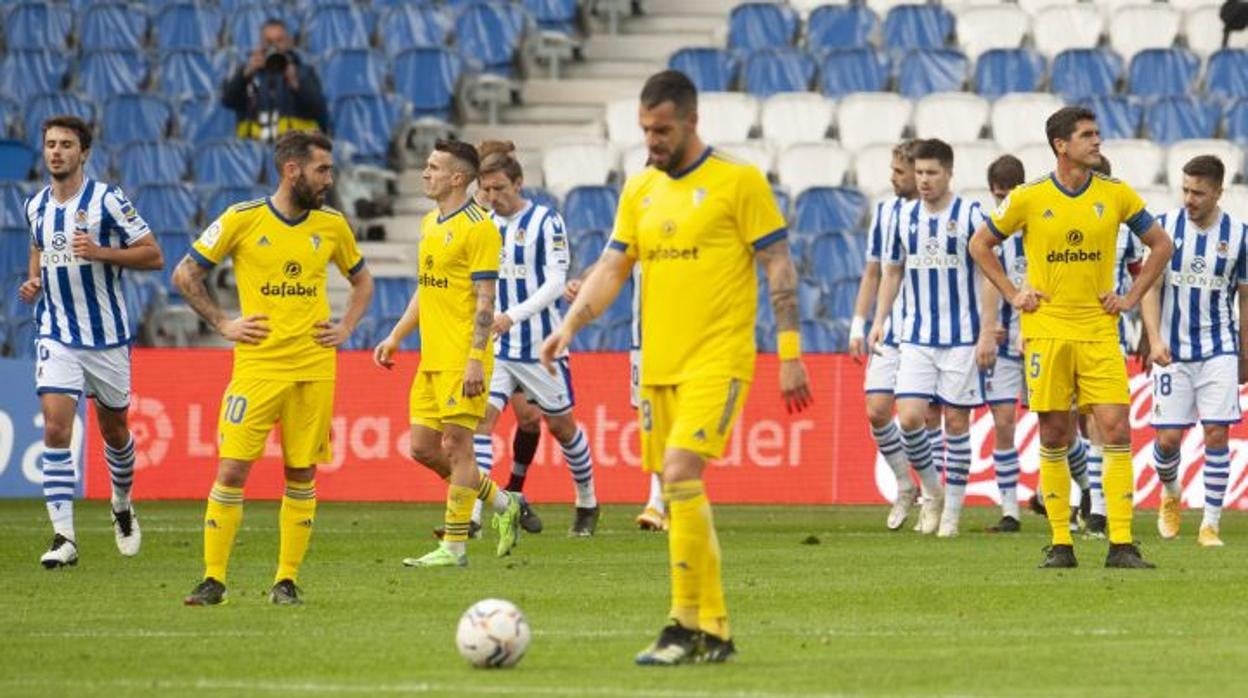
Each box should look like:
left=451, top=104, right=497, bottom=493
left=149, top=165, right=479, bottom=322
left=85, top=350, right=1248, bottom=509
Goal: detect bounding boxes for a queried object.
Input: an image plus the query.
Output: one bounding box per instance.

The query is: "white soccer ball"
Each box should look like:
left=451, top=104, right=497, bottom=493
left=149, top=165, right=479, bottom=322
left=455, top=598, right=531, bottom=668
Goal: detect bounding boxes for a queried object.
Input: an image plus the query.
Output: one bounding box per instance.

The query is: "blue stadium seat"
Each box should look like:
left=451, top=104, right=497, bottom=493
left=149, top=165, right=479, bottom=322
left=797, top=278, right=825, bottom=321
left=4, top=2, right=73, bottom=50
left=974, top=49, right=1046, bottom=100
left=80, top=2, right=150, bottom=51
left=824, top=279, right=858, bottom=322
left=455, top=2, right=529, bottom=77
left=78, top=50, right=150, bottom=103
left=155, top=2, right=225, bottom=50
left=569, top=324, right=603, bottom=352
left=742, top=49, right=817, bottom=98
left=393, top=48, right=463, bottom=121
left=228, top=4, right=297, bottom=45
left=668, top=48, right=738, bottom=93
left=772, top=186, right=791, bottom=220
left=524, top=0, right=579, bottom=36
left=202, top=185, right=268, bottom=220
left=0, top=50, right=69, bottom=103
left=1082, top=96, right=1143, bottom=140
left=0, top=141, right=36, bottom=182
left=0, top=98, right=15, bottom=139
left=793, top=187, right=868, bottom=236
left=178, top=98, right=237, bottom=144
left=1226, top=98, right=1248, bottom=145
left=0, top=184, right=28, bottom=229
left=156, top=49, right=232, bottom=99
left=380, top=3, right=450, bottom=58
left=897, top=48, right=968, bottom=98
left=563, top=186, right=618, bottom=233
left=302, top=4, right=373, bottom=57
left=1146, top=96, right=1220, bottom=145
left=603, top=320, right=634, bottom=351
left=1051, top=49, right=1123, bottom=101
left=807, top=232, right=863, bottom=286
left=1129, top=48, right=1200, bottom=99
left=522, top=187, right=560, bottom=212
left=882, top=4, right=954, bottom=53
left=599, top=277, right=633, bottom=326
left=331, top=95, right=404, bottom=166
left=102, top=95, right=174, bottom=149
left=727, top=2, right=799, bottom=52
left=24, top=94, right=95, bottom=149
left=322, top=49, right=387, bottom=104
left=0, top=231, right=32, bottom=285
left=807, top=4, right=878, bottom=53
left=372, top=276, right=417, bottom=321
left=820, top=48, right=890, bottom=98
left=116, top=141, right=190, bottom=188
left=801, top=318, right=840, bottom=353
left=154, top=231, right=194, bottom=295
left=135, top=186, right=200, bottom=233
left=1206, top=49, right=1248, bottom=103
left=193, top=141, right=266, bottom=187
left=571, top=230, right=607, bottom=273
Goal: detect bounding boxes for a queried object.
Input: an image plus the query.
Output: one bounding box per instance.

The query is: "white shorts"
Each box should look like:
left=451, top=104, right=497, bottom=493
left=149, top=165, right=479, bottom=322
left=864, top=343, right=900, bottom=394
left=1150, top=354, right=1242, bottom=428
left=35, top=338, right=131, bottom=410
left=895, top=343, right=984, bottom=408
left=984, top=356, right=1026, bottom=406
left=488, top=358, right=575, bottom=415
left=629, top=349, right=640, bottom=409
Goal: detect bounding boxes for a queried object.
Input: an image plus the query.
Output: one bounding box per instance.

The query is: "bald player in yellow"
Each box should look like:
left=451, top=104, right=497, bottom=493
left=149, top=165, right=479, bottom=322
left=175, top=131, right=374, bottom=605
left=969, top=106, right=1173, bottom=569
left=543, top=70, right=813, bottom=665
left=373, top=138, right=522, bottom=568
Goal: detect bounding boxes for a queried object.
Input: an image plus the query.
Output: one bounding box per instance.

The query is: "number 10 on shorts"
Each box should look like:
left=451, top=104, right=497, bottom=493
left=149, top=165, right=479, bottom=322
left=224, top=395, right=249, bottom=424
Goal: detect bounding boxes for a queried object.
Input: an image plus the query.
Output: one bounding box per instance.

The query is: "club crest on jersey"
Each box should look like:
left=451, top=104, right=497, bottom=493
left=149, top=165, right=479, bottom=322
left=310, top=234, right=322, bottom=251
left=1218, top=240, right=1230, bottom=256
left=74, top=210, right=87, bottom=228
left=258, top=236, right=271, bottom=247
left=1042, top=209, right=1054, bottom=219
left=1093, top=202, right=1105, bottom=219
left=946, top=219, right=956, bottom=232
left=692, top=188, right=707, bottom=207
left=445, top=230, right=454, bottom=244
left=515, top=227, right=526, bottom=244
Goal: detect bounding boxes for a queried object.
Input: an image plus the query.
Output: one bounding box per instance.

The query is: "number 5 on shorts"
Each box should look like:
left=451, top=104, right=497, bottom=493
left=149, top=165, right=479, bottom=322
left=1029, top=353, right=1041, bottom=379
left=224, top=395, right=249, bottom=424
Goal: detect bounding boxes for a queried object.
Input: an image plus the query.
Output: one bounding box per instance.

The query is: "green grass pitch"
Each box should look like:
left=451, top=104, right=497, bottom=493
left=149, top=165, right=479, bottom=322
left=2, top=501, right=1246, bottom=698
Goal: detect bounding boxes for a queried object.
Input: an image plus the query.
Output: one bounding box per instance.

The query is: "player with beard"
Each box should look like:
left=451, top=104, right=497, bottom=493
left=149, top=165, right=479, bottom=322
left=176, top=131, right=374, bottom=605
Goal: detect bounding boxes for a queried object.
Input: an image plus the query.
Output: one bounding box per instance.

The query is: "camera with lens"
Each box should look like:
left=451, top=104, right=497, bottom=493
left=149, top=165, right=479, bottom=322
left=264, top=47, right=290, bottom=72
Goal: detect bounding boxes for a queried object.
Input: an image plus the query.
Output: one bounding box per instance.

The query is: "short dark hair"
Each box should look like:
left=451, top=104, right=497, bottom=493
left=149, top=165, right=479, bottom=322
left=1182, top=155, right=1225, bottom=187
left=274, top=130, right=332, bottom=169
left=913, top=139, right=953, bottom=170
left=41, top=115, right=92, bottom=151
left=640, top=70, right=697, bottom=115
left=987, top=155, right=1025, bottom=190
left=435, top=138, right=480, bottom=179
left=477, top=140, right=523, bottom=182
left=1045, top=106, right=1097, bottom=156
left=1091, top=155, right=1112, bottom=176
left=892, top=139, right=919, bottom=164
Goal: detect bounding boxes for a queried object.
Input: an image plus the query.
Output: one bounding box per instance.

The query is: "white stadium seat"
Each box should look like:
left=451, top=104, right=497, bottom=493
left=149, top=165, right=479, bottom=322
left=1138, top=186, right=1179, bottom=215
left=1033, top=5, right=1104, bottom=58
left=1100, top=138, right=1164, bottom=189
left=1109, top=4, right=1181, bottom=63
left=1015, top=143, right=1056, bottom=184
left=852, top=143, right=899, bottom=199
left=620, top=143, right=648, bottom=180
left=913, top=93, right=990, bottom=144
left=1166, top=140, right=1245, bottom=189
left=541, top=138, right=614, bottom=197
left=1098, top=0, right=1156, bottom=16
left=760, top=93, right=836, bottom=151
left=715, top=140, right=775, bottom=178
left=866, top=0, right=913, bottom=16
left=950, top=140, right=1004, bottom=193
left=1184, top=6, right=1226, bottom=56
left=604, top=97, right=641, bottom=149
left=776, top=142, right=852, bottom=195
left=1170, top=0, right=1226, bottom=8
left=837, top=92, right=912, bottom=152
left=958, top=6, right=1031, bottom=61
left=1222, top=184, right=1248, bottom=220
left=1016, top=0, right=1078, bottom=16
left=961, top=187, right=997, bottom=211
left=697, top=92, right=759, bottom=145
left=990, top=92, right=1065, bottom=151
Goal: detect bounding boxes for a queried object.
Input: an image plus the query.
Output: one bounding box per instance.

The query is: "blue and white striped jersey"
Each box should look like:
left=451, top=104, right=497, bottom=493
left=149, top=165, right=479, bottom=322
left=1114, top=225, right=1144, bottom=353
left=24, top=180, right=151, bottom=349
left=886, top=195, right=985, bottom=347
left=867, top=195, right=909, bottom=347
left=1157, top=208, right=1248, bottom=362
left=996, top=234, right=1027, bottom=360
left=493, top=201, right=571, bottom=362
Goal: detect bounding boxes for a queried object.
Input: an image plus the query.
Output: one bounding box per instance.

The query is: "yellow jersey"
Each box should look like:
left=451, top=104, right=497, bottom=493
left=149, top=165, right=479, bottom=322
left=609, top=148, right=786, bottom=385
left=417, top=200, right=501, bottom=371
left=988, top=172, right=1153, bottom=342
left=190, top=198, right=366, bottom=380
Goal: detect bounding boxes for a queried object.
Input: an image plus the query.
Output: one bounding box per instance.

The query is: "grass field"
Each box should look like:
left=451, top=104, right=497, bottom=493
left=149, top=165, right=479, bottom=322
left=2, top=500, right=1246, bottom=698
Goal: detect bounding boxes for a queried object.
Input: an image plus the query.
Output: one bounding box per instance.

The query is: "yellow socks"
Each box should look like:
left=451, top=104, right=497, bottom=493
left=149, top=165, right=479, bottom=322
left=1102, top=444, right=1135, bottom=544
left=276, top=480, right=316, bottom=583
left=444, top=484, right=476, bottom=543
left=204, top=483, right=243, bottom=582
left=1039, top=446, right=1073, bottom=546
left=665, top=480, right=729, bottom=639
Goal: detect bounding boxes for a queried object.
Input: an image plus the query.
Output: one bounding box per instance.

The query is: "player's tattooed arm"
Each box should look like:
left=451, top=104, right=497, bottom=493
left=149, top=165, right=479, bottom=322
left=755, top=238, right=799, bottom=331
left=472, top=279, right=496, bottom=350
left=172, top=256, right=269, bottom=345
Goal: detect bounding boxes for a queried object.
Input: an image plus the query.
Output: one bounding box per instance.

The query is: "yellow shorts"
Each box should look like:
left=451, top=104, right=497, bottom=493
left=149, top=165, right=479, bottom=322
left=639, top=377, right=750, bottom=473
left=217, top=378, right=334, bottom=466
left=1024, top=338, right=1128, bottom=413
left=409, top=368, right=491, bottom=431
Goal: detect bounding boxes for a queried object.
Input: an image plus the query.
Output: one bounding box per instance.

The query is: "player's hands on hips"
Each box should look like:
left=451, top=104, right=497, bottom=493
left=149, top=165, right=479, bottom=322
left=1010, top=286, right=1045, bottom=312
left=563, top=279, right=582, bottom=303
left=313, top=320, right=350, bottom=348
left=463, top=359, right=485, bottom=398
left=71, top=233, right=101, bottom=260
left=540, top=330, right=572, bottom=375
left=779, top=359, right=813, bottom=414
left=18, top=277, right=41, bottom=304
left=492, top=312, right=514, bottom=336
left=373, top=334, right=399, bottom=369
left=976, top=333, right=998, bottom=371
left=217, top=315, right=270, bottom=345
left=1099, top=292, right=1134, bottom=315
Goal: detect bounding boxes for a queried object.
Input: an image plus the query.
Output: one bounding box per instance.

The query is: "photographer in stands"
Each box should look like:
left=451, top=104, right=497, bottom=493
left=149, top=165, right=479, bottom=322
left=222, top=18, right=329, bottom=141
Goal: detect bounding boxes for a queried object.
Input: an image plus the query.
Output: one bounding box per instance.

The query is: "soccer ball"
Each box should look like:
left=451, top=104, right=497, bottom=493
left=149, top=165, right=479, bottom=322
left=455, top=598, right=531, bottom=668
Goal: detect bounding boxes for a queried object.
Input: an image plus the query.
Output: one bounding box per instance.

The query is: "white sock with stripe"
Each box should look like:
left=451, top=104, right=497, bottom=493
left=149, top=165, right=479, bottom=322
left=42, top=448, right=76, bottom=541
left=1088, top=444, right=1106, bottom=516
left=944, top=433, right=972, bottom=518
left=1203, top=447, right=1230, bottom=529
left=993, top=448, right=1020, bottom=519
left=872, top=421, right=912, bottom=489
left=560, top=428, right=596, bottom=508
left=105, top=435, right=136, bottom=511
left=903, top=427, right=941, bottom=496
